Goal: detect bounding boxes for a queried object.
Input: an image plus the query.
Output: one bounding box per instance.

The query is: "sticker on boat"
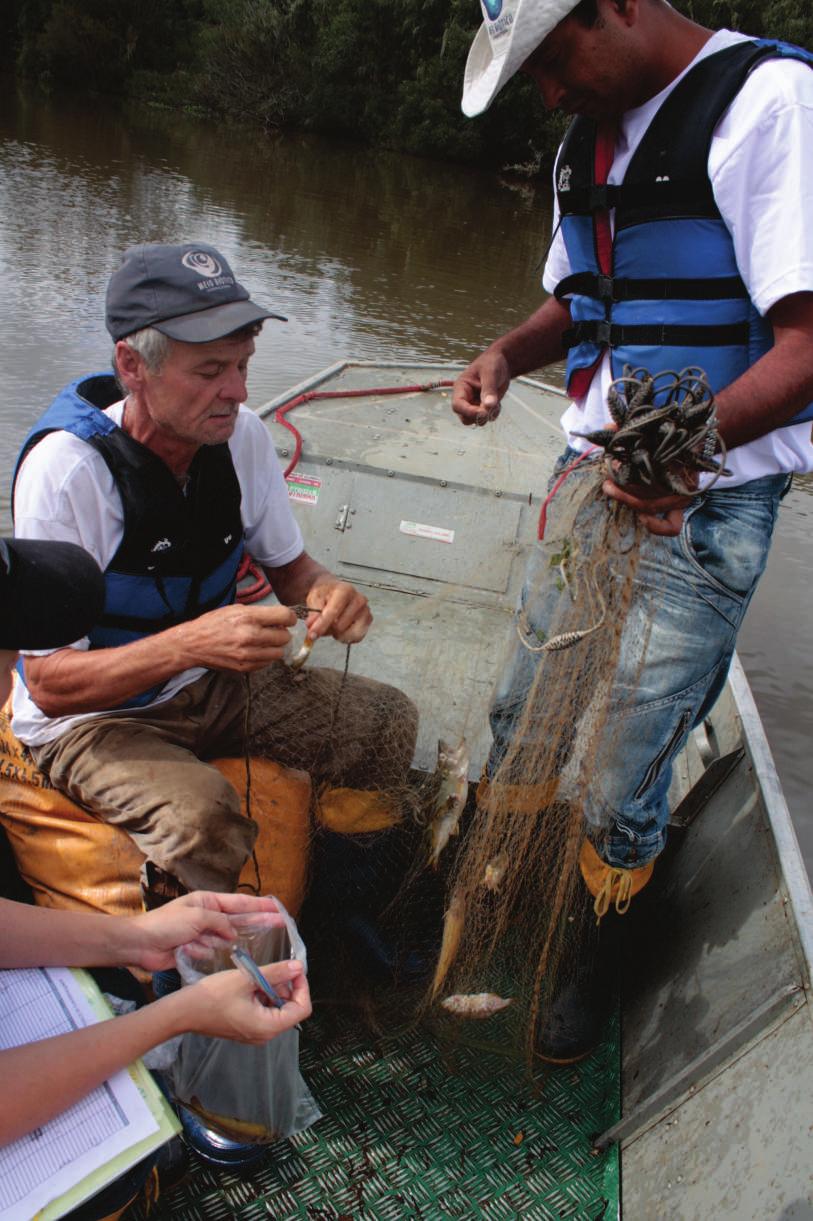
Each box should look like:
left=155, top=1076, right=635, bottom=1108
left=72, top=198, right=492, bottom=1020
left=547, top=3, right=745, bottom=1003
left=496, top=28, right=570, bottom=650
left=287, top=475, right=321, bottom=505
left=400, top=520, right=455, bottom=544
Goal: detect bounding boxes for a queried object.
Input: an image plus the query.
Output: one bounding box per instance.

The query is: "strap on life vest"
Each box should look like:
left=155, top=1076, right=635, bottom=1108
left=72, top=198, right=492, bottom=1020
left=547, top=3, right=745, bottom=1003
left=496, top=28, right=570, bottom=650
left=555, top=272, right=749, bottom=304
left=563, top=319, right=751, bottom=351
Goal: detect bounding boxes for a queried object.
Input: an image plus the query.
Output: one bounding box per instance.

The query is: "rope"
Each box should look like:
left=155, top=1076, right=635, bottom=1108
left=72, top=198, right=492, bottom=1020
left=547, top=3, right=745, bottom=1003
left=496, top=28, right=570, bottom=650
left=240, top=672, right=262, bottom=896
left=275, top=380, right=454, bottom=479
left=310, top=643, right=353, bottom=785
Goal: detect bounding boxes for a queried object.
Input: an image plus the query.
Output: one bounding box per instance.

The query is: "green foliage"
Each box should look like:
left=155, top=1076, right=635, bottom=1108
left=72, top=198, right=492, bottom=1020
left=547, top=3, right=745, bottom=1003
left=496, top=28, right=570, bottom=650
left=15, top=0, right=202, bottom=91
left=185, top=0, right=309, bottom=128
left=674, top=0, right=813, bottom=43
left=0, top=0, right=25, bottom=66
left=10, top=0, right=813, bottom=166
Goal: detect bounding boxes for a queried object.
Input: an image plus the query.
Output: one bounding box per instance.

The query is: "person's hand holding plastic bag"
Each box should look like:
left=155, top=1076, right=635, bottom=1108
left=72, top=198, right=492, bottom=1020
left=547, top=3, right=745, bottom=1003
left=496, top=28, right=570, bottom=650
left=175, top=955, right=311, bottom=1042
left=169, top=897, right=322, bottom=1144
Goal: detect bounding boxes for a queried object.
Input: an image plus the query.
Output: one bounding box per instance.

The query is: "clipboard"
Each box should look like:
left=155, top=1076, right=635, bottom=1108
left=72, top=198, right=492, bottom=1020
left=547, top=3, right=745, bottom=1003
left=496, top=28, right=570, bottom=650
left=0, top=967, right=179, bottom=1221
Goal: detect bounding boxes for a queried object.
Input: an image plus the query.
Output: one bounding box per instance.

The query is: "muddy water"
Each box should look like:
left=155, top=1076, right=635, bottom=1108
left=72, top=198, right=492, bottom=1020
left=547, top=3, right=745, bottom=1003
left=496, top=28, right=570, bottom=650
left=0, top=87, right=809, bottom=877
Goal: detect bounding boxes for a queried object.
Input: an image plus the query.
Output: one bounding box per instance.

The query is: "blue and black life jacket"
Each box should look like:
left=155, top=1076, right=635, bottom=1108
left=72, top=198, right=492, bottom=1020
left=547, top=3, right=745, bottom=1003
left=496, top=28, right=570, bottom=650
left=13, top=373, right=244, bottom=708
left=554, top=38, right=813, bottom=423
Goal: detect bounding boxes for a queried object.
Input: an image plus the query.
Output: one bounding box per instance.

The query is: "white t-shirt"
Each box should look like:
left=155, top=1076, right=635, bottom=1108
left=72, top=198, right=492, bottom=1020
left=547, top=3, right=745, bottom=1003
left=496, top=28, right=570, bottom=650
left=12, top=400, right=304, bottom=746
left=543, top=30, right=813, bottom=486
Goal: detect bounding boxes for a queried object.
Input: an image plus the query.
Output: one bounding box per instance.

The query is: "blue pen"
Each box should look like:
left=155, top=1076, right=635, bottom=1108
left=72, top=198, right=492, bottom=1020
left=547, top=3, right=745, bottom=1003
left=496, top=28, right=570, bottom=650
left=230, top=944, right=286, bottom=1009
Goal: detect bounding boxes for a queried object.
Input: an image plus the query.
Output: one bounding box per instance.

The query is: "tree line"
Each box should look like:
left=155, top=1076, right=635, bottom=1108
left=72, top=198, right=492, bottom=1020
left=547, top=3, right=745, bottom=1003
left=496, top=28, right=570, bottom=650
left=2, top=0, right=811, bottom=172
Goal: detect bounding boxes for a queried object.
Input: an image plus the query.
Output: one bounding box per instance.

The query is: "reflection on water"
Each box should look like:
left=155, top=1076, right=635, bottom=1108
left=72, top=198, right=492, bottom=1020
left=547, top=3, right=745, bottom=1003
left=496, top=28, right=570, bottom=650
left=0, top=87, right=810, bottom=878
left=0, top=87, right=552, bottom=491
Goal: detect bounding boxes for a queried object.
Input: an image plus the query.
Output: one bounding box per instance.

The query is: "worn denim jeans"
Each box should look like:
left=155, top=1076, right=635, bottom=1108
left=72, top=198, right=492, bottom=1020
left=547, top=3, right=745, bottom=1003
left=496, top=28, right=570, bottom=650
left=489, top=448, right=789, bottom=868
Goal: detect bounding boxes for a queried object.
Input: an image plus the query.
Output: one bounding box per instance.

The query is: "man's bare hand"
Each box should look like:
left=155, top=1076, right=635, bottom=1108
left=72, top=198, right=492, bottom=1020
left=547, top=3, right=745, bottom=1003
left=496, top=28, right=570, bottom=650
left=603, top=478, right=694, bottom=537
left=305, top=577, right=372, bottom=643
left=180, top=603, right=297, bottom=671
left=452, top=351, right=512, bottom=427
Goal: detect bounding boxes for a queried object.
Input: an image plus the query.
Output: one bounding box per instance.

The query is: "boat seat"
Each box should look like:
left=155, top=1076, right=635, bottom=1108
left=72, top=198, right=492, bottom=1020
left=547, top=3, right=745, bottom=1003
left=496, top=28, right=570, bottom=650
left=0, top=695, right=311, bottom=919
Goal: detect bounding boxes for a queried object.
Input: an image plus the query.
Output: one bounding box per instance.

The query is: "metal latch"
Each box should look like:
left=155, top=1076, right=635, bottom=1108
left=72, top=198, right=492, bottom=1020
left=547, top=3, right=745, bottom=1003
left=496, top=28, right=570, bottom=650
left=334, top=504, right=351, bottom=532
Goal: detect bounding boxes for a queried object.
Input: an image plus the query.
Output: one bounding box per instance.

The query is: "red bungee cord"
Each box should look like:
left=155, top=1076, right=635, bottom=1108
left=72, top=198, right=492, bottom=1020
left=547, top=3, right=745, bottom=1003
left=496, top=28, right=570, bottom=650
left=272, top=376, right=600, bottom=544
left=274, top=380, right=455, bottom=479
left=537, top=446, right=600, bottom=539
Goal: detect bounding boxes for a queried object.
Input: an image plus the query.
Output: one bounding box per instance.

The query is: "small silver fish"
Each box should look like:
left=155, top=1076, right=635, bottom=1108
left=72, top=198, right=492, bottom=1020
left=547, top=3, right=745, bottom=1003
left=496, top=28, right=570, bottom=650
left=441, top=992, right=513, bottom=1019
left=430, top=890, right=465, bottom=1001
left=283, top=620, right=315, bottom=671
left=288, top=635, right=314, bottom=671
left=428, top=737, right=469, bottom=868
left=482, top=852, right=509, bottom=892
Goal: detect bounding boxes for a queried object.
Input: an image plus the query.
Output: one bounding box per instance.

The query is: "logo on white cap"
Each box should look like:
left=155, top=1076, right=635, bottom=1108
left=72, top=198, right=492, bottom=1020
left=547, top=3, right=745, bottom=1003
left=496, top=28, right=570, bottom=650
left=181, top=250, right=222, bottom=278
left=463, top=0, right=582, bottom=117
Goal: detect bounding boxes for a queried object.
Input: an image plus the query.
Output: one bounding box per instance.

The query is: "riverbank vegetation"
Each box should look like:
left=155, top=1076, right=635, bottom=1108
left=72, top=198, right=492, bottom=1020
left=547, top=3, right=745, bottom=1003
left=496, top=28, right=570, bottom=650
left=3, top=0, right=812, bottom=173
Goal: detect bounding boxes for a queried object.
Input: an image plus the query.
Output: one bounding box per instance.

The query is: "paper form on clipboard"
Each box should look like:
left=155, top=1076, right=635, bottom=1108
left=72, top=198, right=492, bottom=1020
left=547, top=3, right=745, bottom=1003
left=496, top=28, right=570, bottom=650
left=0, top=967, right=177, bottom=1221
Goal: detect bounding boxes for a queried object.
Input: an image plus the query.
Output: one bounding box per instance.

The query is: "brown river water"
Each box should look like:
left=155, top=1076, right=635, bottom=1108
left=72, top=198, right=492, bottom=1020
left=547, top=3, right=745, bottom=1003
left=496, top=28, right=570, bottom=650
left=1, top=86, right=810, bottom=878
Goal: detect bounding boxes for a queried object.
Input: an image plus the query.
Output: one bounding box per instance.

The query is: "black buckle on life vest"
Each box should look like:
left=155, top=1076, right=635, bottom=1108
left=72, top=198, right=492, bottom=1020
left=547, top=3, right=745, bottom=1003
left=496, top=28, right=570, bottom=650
left=595, top=275, right=614, bottom=303
left=587, top=184, right=620, bottom=211
left=587, top=185, right=608, bottom=211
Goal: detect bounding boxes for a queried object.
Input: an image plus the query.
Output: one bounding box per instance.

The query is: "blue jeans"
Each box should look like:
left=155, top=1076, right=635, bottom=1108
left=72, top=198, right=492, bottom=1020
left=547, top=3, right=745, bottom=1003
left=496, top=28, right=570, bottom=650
left=489, top=448, right=788, bottom=868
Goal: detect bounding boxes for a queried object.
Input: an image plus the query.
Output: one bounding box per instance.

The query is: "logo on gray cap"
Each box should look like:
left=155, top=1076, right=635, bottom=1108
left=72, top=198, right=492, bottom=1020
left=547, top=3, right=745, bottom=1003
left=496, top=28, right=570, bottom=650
left=181, top=250, right=222, bottom=278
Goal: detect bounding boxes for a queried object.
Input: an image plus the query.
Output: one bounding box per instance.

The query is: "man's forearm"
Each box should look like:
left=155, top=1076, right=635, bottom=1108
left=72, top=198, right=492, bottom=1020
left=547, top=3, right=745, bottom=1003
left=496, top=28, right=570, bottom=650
left=713, top=291, right=813, bottom=451
left=23, top=627, right=190, bottom=718
left=264, top=552, right=332, bottom=607
left=487, top=296, right=572, bottom=376
left=716, top=340, right=813, bottom=448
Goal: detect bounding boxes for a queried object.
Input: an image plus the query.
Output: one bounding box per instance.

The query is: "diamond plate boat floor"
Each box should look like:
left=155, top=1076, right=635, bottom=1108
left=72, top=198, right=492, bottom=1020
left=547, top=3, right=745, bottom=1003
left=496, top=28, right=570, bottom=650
left=132, top=1006, right=619, bottom=1220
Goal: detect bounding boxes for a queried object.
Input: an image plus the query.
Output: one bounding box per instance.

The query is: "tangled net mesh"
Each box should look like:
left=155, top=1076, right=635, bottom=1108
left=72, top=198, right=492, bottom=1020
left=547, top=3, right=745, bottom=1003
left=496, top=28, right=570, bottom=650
left=238, top=366, right=722, bottom=1062
left=417, top=468, right=648, bottom=1060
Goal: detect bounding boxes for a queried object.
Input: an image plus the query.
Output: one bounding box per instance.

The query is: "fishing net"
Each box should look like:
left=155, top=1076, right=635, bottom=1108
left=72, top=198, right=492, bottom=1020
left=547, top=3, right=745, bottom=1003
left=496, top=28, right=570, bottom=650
left=234, top=365, right=723, bottom=1063
left=231, top=455, right=642, bottom=1062
left=420, top=458, right=647, bottom=1059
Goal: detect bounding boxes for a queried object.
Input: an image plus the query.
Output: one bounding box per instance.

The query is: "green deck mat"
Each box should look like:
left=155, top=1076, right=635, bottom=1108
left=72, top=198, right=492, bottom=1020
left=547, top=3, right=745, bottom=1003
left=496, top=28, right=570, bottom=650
left=134, top=1007, right=619, bottom=1220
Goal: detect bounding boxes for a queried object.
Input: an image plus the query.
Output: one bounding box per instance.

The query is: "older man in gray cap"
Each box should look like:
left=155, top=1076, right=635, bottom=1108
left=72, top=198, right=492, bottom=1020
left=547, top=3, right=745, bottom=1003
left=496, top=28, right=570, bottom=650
left=11, top=242, right=416, bottom=908
left=453, top=0, right=813, bottom=1060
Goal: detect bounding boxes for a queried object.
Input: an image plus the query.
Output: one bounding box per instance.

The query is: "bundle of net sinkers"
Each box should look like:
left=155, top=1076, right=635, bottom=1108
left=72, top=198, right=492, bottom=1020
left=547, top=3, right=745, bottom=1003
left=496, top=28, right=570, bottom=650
left=240, top=366, right=725, bottom=1061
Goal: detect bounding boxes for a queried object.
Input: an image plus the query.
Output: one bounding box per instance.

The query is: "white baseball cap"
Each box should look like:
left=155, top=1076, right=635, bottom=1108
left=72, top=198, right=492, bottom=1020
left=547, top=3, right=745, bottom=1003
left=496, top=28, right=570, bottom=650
left=461, top=0, right=583, bottom=117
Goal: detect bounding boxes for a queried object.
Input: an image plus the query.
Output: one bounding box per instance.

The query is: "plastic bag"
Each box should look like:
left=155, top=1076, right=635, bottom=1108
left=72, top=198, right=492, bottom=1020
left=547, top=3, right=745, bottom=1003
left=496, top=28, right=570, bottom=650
left=169, top=897, right=321, bottom=1144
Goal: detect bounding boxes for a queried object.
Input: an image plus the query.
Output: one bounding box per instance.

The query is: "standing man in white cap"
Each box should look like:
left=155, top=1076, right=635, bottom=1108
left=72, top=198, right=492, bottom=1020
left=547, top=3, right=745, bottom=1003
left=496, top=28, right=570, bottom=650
left=11, top=242, right=417, bottom=908
left=454, top=0, right=813, bottom=1060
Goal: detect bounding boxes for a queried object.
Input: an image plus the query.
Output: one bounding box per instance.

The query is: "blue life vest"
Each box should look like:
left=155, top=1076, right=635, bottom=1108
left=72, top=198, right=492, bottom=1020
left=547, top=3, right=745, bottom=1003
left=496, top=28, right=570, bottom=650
left=14, top=373, right=244, bottom=708
left=554, top=39, right=813, bottom=423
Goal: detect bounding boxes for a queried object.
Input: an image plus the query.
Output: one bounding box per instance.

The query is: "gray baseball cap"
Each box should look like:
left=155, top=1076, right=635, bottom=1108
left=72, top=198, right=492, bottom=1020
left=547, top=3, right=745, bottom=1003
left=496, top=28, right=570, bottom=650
left=105, top=242, right=286, bottom=342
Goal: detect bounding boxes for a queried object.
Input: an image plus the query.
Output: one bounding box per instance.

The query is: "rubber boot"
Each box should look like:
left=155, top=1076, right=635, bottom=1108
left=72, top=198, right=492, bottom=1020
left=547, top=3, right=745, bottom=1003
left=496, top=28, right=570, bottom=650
left=535, top=840, right=654, bottom=1064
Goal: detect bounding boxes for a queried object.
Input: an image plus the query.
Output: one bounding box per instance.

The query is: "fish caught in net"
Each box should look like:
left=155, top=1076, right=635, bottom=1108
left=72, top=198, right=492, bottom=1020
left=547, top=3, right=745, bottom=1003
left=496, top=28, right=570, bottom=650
left=237, top=365, right=725, bottom=1063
